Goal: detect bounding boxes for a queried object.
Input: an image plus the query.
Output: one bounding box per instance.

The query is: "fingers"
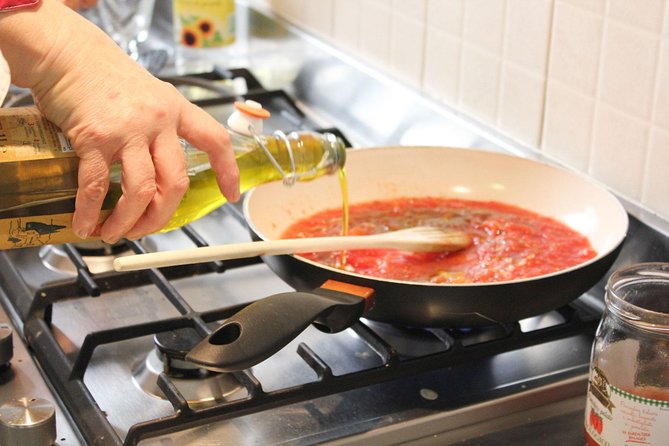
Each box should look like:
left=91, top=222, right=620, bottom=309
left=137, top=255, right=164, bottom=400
left=98, top=143, right=157, bottom=244
left=178, top=102, right=240, bottom=202
left=74, top=134, right=189, bottom=244
left=68, top=90, right=239, bottom=244
left=72, top=152, right=111, bottom=240
left=124, top=134, right=190, bottom=240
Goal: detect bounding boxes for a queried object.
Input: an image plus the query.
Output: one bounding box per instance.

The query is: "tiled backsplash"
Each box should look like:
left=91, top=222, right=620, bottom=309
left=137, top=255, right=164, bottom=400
left=259, top=0, right=669, bottom=224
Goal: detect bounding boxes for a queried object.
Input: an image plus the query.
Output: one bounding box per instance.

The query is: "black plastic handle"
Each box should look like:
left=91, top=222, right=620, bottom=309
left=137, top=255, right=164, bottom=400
left=186, top=283, right=373, bottom=372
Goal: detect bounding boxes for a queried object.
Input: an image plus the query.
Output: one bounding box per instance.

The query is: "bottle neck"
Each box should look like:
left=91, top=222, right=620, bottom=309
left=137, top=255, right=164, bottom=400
left=114, top=128, right=347, bottom=189
left=229, top=128, right=346, bottom=185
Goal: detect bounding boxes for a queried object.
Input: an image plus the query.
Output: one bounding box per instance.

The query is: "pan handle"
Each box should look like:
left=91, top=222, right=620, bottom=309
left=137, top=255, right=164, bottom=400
left=186, top=281, right=375, bottom=372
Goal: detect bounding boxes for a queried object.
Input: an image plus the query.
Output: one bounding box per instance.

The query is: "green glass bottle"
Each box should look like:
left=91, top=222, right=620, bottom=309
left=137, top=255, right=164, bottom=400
left=0, top=102, right=346, bottom=249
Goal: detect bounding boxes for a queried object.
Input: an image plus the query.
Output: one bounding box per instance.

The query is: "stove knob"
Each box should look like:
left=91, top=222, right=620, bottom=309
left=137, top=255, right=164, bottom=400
left=0, top=323, right=12, bottom=370
left=0, top=397, right=56, bottom=446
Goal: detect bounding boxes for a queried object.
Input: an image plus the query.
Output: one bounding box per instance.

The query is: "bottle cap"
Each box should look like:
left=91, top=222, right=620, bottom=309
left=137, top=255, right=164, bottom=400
left=227, top=100, right=271, bottom=136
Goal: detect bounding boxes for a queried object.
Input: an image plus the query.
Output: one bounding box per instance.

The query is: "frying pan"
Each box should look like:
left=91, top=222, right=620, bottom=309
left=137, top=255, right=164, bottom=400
left=244, top=146, right=627, bottom=324
left=187, top=146, right=628, bottom=371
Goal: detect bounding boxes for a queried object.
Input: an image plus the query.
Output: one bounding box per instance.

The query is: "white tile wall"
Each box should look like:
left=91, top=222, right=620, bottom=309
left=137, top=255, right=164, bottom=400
left=423, top=25, right=460, bottom=102
left=389, top=4, right=426, bottom=87
left=332, top=0, right=360, bottom=51
left=543, top=81, right=595, bottom=171
left=423, top=0, right=463, bottom=102
left=645, top=127, right=669, bottom=214
left=548, top=2, right=603, bottom=96
left=500, top=0, right=552, bottom=146
left=599, top=21, right=658, bottom=120
left=262, top=0, right=669, bottom=222
left=590, top=104, right=648, bottom=200
left=463, top=0, right=506, bottom=53
left=358, top=1, right=393, bottom=68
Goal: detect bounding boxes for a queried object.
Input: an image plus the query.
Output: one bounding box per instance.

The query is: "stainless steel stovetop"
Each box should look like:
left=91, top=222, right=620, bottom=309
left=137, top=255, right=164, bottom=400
left=1, top=4, right=669, bottom=446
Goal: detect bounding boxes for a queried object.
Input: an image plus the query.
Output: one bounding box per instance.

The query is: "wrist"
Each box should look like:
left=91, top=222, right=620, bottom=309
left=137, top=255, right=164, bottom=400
left=0, top=0, right=101, bottom=91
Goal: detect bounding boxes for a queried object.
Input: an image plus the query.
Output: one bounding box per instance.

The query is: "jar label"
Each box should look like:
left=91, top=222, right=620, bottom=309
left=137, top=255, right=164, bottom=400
left=585, top=366, right=669, bottom=445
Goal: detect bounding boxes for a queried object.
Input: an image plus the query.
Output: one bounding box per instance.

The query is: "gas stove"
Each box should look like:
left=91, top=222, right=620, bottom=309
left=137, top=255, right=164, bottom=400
left=1, top=4, right=669, bottom=446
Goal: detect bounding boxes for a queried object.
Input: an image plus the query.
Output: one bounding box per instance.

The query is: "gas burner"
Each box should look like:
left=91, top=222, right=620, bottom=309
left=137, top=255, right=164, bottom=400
left=38, top=241, right=134, bottom=276
left=132, top=349, right=245, bottom=407
left=153, top=328, right=210, bottom=378
left=361, top=320, right=451, bottom=358
left=131, top=328, right=245, bottom=407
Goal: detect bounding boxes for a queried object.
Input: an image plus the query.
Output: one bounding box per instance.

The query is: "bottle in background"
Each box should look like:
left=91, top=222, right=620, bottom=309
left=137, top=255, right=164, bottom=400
left=172, top=0, right=242, bottom=73
left=0, top=102, right=347, bottom=249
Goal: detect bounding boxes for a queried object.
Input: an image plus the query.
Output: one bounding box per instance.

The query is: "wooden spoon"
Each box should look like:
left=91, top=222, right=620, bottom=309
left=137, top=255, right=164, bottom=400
left=112, top=226, right=471, bottom=272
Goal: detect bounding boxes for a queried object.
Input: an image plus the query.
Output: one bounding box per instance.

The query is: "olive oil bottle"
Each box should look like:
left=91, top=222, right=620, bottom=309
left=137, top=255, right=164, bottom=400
left=0, top=102, right=346, bottom=249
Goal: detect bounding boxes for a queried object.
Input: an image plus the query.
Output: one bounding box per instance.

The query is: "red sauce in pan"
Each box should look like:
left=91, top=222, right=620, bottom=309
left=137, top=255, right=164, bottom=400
left=281, top=197, right=597, bottom=284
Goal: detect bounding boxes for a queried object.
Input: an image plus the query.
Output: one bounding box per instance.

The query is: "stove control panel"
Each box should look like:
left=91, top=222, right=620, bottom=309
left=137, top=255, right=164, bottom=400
left=0, top=397, right=56, bottom=446
left=0, top=323, right=12, bottom=370
left=0, top=305, right=82, bottom=445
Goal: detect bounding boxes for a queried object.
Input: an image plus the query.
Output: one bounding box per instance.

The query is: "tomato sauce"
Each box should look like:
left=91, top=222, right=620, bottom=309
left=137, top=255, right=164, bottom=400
left=281, top=197, right=597, bottom=284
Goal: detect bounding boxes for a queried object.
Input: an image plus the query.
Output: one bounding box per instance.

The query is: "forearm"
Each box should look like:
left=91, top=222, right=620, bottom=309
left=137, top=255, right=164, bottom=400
left=0, top=0, right=134, bottom=130
left=0, top=0, right=107, bottom=94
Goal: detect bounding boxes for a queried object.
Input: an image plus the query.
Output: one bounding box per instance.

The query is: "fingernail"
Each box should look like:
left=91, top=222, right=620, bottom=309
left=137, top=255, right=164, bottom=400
left=228, top=186, right=241, bottom=203
left=74, top=227, right=90, bottom=240
left=103, top=235, right=120, bottom=245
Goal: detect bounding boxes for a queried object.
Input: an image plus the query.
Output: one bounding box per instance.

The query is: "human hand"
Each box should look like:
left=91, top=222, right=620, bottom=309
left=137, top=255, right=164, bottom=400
left=1, top=1, right=240, bottom=243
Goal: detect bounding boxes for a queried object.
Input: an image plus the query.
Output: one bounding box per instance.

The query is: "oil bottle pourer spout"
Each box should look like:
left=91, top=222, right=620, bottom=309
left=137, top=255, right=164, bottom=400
left=227, top=100, right=271, bottom=136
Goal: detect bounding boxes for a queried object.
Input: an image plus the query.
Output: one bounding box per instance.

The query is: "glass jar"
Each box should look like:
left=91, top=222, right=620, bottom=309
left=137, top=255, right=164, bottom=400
left=585, top=263, right=669, bottom=445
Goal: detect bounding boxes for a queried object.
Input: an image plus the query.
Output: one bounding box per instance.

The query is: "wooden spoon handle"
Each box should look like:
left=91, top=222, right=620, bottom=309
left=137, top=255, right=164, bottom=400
left=114, top=235, right=403, bottom=272
left=113, top=227, right=470, bottom=272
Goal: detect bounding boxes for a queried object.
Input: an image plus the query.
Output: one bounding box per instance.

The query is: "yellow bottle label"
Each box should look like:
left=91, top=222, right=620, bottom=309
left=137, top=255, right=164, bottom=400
left=173, top=0, right=236, bottom=49
left=0, top=107, right=74, bottom=161
left=0, top=108, right=82, bottom=249
left=0, top=211, right=110, bottom=250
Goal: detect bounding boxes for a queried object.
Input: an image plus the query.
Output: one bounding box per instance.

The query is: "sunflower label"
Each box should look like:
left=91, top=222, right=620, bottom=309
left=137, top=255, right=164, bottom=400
left=173, top=0, right=235, bottom=49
